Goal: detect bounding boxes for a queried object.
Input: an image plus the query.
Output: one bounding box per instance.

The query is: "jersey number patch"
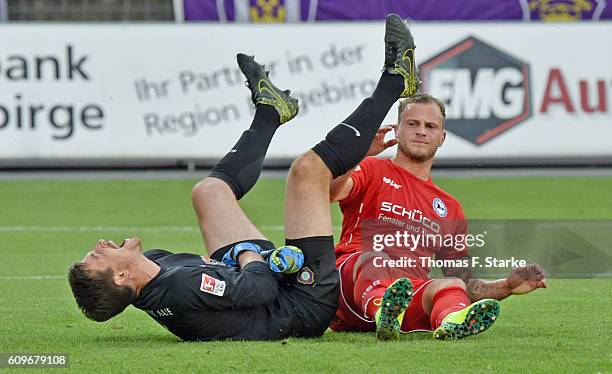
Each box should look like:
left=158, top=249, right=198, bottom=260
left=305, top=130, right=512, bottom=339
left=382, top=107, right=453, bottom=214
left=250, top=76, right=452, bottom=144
left=200, top=274, right=226, bottom=297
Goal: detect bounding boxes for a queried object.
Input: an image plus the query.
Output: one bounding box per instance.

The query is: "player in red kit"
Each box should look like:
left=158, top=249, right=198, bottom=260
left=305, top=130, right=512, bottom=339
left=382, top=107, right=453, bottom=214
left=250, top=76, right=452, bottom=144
left=329, top=93, right=548, bottom=340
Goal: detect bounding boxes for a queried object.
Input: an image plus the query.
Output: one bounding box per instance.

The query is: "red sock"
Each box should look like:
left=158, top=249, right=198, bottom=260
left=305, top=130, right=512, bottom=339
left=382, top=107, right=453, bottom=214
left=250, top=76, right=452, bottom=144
left=352, top=259, right=393, bottom=319
left=430, top=286, right=471, bottom=329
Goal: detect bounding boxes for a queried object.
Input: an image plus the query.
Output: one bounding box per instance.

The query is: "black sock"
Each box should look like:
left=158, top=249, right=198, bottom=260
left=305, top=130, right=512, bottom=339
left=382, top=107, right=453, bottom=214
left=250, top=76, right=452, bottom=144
left=209, top=105, right=280, bottom=199
left=312, top=72, right=403, bottom=178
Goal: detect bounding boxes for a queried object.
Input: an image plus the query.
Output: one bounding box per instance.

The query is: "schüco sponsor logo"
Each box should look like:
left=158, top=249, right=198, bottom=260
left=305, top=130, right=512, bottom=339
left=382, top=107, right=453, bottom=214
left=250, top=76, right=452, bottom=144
left=420, top=36, right=608, bottom=146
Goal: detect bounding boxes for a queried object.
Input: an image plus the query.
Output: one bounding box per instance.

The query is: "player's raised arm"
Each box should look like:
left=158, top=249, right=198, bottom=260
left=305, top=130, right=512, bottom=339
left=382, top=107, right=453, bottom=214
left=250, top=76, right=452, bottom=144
left=329, top=125, right=398, bottom=203
left=329, top=171, right=355, bottom=202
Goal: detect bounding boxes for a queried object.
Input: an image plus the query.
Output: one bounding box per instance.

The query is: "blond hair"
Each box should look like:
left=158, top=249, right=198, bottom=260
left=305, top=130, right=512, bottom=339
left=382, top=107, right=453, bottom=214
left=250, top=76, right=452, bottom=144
left=398, top=93, right=446, bottom=125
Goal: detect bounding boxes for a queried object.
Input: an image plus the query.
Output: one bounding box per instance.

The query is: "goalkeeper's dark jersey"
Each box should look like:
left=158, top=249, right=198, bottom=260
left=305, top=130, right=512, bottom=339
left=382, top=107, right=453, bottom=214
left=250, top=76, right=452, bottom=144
left=132, top=249, right=295, bottom=341
left=133, top=245, right=334, bottom=340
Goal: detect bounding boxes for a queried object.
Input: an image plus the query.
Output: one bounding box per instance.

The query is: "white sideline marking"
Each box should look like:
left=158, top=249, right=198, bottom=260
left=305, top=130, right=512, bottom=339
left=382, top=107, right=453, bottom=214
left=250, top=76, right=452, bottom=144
left=0, top=224, right=342, bottom=281
left=0, top=225, right=281, bottom=233
left=0, top=225, right=341, bottom=233
left=0, top=275, right=64, bottom=280
left=0, top=226, right=199, bottom=233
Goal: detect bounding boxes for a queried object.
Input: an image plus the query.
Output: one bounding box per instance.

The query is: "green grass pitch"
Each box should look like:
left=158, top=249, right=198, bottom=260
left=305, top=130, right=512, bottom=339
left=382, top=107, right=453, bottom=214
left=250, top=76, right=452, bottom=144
left=1, top=177, right=611, bottom=372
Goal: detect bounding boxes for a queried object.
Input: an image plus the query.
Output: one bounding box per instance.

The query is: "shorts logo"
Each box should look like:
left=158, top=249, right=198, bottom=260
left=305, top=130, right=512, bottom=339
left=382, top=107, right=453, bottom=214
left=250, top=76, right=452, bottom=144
left=200, top=273, right=226, bottom=297
left=296, top=267, right=315, bottom=285
left=433, top=198, right=448, bottom=218
left=362, top=280, right=381, bottom=299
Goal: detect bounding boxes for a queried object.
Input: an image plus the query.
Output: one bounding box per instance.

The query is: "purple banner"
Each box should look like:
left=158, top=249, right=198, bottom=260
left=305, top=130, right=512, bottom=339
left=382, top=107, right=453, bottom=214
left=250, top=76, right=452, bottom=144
left=183, top=0, right=310, bottom=22
left=0, top=0, right=7, bottom=22
left=183, top=0, right=612, bottom=22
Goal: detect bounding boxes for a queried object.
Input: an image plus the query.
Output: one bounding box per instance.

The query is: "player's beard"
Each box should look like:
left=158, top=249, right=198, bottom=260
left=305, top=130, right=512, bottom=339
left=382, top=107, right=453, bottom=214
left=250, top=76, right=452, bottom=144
left=398, top=142, right=438, bottom=163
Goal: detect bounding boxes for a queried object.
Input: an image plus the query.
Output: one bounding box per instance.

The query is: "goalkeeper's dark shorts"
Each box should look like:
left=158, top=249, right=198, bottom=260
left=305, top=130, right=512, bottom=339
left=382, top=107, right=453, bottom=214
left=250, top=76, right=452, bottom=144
left=211, top=236, right=339, bottom=338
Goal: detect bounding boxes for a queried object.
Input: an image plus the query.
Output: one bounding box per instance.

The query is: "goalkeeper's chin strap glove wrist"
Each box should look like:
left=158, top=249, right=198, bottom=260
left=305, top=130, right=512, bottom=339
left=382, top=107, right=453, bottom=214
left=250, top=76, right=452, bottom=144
left=260, top=246, right=304, bottom=274
left=222, top=243, right=305, bottom=275
left=222, top=242, right=263, bottom=267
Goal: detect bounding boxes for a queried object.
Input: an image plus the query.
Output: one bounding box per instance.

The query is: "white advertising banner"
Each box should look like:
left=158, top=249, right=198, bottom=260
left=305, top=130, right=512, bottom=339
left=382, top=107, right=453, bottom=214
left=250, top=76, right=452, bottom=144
left=0, top=23, right=610, bottom=161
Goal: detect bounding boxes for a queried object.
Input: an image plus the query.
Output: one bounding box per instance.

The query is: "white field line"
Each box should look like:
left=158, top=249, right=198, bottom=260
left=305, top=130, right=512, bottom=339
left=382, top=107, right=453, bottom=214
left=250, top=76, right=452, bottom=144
left=0, top=225, right=342, bottom=233
left=0, top=275, right=65, bottom=280
left=0, top=224, right=342, bottom=281
left=0, top=225, right=283, bottom=233
left=2, top=222, right=610, bottom=234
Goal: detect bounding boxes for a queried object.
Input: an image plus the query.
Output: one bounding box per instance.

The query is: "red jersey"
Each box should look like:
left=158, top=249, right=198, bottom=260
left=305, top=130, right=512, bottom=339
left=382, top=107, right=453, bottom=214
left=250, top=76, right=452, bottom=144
left=335, top=157, right=468, bottom=279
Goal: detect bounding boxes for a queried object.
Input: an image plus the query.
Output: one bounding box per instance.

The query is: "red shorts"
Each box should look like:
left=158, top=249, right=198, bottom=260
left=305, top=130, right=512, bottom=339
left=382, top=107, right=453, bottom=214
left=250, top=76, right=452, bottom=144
left=330, top=252, right=434, bottom=333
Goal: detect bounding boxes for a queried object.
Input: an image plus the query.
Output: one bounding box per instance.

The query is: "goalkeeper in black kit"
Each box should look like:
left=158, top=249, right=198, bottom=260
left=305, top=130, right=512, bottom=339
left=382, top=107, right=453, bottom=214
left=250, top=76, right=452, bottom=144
left=68, top=14, right=418, bottom=341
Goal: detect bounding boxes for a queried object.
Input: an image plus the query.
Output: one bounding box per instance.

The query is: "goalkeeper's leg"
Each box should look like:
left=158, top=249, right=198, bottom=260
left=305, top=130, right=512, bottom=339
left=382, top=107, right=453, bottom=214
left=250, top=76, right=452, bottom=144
left=193, top=54, right=298, bottom=257
left=284, top=12, right=415, bottom=240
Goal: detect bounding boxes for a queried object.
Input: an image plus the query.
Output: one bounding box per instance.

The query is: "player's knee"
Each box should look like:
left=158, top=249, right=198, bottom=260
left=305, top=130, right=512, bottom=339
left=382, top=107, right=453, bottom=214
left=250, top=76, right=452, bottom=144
left=191, top=177, right=230, bottom=207
left=289, top=151, right=330, bottom=182
left=360, top=252, right=392, bottom=261
left=355, top=251, right=391, bottom=271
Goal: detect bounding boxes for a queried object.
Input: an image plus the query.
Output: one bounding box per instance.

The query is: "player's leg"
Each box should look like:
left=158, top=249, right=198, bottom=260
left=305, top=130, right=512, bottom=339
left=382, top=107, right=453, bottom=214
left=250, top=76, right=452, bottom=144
left=282, top=13, right=418, bottom=338
left=422, top=278, right=501, bottom=340
left=421, top=278, right=468, bottom=315
left=332, top=14, right=420, bottom=341
left=285, top=13, right=415, bottom=239
left=192, top=54, right=298, bottom=257
left=295, top=18, right=417, bottom=185
left=347, top=252, right=415, bottom=339
left=330, top=253, right=377, bottom=332
left=192, top=178, right=269, bottom=255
